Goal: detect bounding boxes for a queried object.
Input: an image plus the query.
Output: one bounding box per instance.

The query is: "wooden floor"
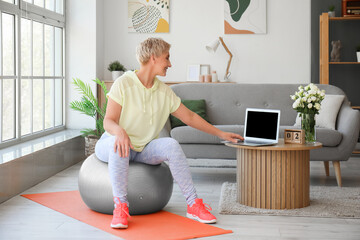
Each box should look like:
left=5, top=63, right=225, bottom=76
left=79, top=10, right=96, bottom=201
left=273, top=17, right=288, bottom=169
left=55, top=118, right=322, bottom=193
left=1, top=156, right=360, bottom=240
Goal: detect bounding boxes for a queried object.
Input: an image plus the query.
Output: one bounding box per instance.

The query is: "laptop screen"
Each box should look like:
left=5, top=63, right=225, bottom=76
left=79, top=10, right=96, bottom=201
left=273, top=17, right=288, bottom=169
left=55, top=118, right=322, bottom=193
left=245, top=110, right=279, bottom=140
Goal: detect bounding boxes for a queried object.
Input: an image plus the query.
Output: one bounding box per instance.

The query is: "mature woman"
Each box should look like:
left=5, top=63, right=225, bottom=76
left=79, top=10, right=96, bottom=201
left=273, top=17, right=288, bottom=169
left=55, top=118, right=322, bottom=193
left=95, top=38, right=243, bottom=229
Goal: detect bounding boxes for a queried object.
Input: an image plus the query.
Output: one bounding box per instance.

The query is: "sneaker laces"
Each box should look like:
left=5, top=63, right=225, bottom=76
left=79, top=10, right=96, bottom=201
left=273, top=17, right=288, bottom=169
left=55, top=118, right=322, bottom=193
left=196, top=201, right=212, bottom=214
left=114, top=206, right=131, bottom=218
left=113, top=197, right=131, bottom=219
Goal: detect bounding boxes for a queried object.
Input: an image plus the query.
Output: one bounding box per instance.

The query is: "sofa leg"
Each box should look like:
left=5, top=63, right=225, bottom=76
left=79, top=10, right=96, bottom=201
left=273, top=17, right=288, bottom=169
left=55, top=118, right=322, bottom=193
left=332, top=161, right=342, bottom=187
left=323, top=161, right=329, bottom=176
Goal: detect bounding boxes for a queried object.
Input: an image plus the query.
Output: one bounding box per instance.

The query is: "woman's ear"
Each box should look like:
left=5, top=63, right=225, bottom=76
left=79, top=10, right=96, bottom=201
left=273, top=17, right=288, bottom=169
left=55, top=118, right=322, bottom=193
left=150, top=54, right=156, bottom=63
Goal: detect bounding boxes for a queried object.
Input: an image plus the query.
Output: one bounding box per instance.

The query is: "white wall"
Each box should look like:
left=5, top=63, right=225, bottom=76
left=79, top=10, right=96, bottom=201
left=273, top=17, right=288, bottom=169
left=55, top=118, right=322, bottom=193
left=66, top=0, right=311, bottom=129
left=96, top=0, right=104, bottom=79
left=102, top=0, right=311, bottom=84
left=66, top=0, right=97, bottom=129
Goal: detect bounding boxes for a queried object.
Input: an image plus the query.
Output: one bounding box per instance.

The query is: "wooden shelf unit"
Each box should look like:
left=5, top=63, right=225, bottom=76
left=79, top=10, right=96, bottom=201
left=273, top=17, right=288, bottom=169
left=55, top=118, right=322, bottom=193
left=319, top=12, right=360, bottom=109
left=319, top=13, right=360, bottom=85
left=319, top=12, right=360, bottom=151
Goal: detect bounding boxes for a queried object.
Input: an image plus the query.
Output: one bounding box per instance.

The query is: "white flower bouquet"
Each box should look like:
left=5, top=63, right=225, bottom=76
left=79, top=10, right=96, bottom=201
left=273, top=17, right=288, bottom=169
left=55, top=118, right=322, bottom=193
left=290, top=83, right=325, bottom=143
left=290, top=83, right=325, bottom=114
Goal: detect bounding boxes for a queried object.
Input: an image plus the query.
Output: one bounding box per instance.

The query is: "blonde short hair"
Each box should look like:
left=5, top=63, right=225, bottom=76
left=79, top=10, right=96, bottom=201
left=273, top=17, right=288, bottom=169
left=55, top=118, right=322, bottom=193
left=136, top=38, right=171, bottom=64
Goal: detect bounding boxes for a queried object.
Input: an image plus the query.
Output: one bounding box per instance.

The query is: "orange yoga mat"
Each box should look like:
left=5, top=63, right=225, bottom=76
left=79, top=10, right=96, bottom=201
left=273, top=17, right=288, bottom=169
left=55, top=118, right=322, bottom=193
left=22, top=191, right=232, bottom=240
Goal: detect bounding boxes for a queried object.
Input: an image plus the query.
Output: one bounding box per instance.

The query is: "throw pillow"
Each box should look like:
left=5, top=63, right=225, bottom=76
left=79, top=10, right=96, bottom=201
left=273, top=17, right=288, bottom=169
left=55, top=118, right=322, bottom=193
left=170, top=99, right=209, bottom=128
left=294, top=94, right=345, bottom=130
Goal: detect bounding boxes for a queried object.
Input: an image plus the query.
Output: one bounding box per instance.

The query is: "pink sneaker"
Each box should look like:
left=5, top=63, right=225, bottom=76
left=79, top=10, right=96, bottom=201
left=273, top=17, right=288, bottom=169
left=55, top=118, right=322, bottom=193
left=186, top=198, right=217, bottom=224
left=111, top=197, right=131, bottom=229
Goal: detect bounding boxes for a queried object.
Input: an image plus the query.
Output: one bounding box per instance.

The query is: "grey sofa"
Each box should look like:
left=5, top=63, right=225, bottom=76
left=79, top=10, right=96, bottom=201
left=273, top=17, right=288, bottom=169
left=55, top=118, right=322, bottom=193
left=161, top=83, right=360, bottom=187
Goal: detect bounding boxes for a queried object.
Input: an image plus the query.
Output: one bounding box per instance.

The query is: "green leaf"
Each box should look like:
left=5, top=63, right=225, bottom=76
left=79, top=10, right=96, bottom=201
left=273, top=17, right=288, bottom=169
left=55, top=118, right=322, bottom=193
left=69, top=78, right=109, bottom=137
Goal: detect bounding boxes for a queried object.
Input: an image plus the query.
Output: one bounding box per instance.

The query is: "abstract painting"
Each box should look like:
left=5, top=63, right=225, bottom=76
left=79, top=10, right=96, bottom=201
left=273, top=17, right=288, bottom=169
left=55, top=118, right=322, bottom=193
left=224, top=0, right=266, bottom=34
left=128, top=0, right=170, bottom=33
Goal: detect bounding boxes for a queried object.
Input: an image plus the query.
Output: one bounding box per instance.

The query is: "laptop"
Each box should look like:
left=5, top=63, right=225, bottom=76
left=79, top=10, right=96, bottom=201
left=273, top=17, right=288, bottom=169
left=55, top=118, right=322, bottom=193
left=226, top=108, right=281, bottom=146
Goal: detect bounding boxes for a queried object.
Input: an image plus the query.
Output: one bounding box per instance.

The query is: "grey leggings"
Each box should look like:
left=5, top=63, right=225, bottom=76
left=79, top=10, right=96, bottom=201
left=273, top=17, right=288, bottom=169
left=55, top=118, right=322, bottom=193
left=95, top=134, right=197, bottom=206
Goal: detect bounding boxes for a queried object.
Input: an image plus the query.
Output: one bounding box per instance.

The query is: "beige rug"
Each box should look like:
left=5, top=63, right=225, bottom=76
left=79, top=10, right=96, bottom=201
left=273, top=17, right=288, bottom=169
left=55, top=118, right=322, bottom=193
left=219, top=182, right=360, bottom=218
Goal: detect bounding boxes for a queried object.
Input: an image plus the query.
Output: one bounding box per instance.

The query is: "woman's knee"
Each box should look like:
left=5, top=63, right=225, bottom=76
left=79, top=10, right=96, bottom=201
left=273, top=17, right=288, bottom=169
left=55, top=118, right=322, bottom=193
left=162, top=137, right=178, bottom=144
left=163, top=137, right=182, bottom=149
left=95, top=135, right=117, bottom=161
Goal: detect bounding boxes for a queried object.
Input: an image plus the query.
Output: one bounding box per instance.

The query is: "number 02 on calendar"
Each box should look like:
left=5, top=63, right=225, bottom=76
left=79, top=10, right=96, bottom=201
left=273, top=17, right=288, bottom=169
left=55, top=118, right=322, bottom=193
left=284, top=129, right=305, bottom=144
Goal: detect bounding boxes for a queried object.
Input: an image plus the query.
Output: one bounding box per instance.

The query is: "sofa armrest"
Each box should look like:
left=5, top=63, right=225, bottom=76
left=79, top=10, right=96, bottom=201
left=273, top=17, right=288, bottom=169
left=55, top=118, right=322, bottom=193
left=159, top=118, right=171, bottom=138
left=335, top=104, right=360, bottom=159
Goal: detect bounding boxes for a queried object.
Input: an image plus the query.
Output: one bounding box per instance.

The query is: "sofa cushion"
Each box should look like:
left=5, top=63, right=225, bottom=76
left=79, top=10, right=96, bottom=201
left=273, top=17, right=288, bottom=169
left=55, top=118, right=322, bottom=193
left=171, top=125, right=243, bottom=144
left=170, top=99, right=209, bottom=128
left=171, top=124, right=342, bottom=147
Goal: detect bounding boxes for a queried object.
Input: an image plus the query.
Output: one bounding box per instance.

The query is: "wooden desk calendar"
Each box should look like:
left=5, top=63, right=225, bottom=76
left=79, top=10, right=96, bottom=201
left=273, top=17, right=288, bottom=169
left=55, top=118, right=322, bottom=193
left=284, top=129, right=305, bottom=144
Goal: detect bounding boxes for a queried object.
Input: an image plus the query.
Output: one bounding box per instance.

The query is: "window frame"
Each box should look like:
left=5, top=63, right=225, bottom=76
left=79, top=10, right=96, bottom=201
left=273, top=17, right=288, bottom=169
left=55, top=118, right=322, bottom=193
left=0, top=0, right=65, bottom=148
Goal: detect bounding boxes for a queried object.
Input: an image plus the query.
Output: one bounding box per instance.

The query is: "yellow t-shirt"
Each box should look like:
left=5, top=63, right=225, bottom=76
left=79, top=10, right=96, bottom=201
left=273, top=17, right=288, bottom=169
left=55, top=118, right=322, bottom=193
left=106, top=71, right=181, bottom=152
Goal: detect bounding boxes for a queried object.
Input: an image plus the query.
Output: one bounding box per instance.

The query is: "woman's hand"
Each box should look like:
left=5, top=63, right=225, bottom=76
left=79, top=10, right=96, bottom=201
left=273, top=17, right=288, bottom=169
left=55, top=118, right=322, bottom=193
left=220, top=132, right=244, bottom=143
left=114, top=129, right=134, bottom=158
left=103, top=97, right=133, bottom=157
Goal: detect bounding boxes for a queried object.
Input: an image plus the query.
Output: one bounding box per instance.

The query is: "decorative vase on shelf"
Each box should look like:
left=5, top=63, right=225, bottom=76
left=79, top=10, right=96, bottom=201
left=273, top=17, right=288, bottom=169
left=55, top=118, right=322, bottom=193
left=301, top=112, right=316, bottom=143
left=357, top=52, right=360, bottom=62
left=111, top=71, right=123, bottom=81
left=328, top=5, right=335, bottom=18
left=211, top=71, right=218, bottom=83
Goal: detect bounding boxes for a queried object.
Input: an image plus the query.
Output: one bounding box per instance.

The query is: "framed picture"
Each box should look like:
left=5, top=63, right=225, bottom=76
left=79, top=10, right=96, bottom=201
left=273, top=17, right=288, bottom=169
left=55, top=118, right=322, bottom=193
left=128, top=0, right=170, bottom=33
left=187, top=65, right=200, bottom=81
left=224, top=0, right=267, bottom=34
left=200, top=64, right=210, bottom=75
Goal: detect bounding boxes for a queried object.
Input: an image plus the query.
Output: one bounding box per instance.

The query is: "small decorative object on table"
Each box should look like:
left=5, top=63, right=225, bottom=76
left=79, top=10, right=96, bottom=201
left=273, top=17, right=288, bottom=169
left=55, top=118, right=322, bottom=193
left=284, top=129, right=305, bottom=144
left=356, top=44, right=360, bottom=62
left=290, top=84, right=325, bottom=143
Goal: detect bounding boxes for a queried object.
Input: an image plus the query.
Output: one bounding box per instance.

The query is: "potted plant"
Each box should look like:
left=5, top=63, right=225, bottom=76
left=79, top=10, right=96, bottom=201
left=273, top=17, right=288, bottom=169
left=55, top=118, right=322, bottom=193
left=328, top=5, right=335, bottom=17
left=357, top=45, right=360, bottom=62
left=108, top=61, right=126, bottom=81
left=70, top=78, right=108, bottom=156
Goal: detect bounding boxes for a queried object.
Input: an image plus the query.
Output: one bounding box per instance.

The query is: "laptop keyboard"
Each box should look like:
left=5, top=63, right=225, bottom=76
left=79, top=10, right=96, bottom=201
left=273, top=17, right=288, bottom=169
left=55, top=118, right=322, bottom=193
left=243, top=141, right=275, bottom=146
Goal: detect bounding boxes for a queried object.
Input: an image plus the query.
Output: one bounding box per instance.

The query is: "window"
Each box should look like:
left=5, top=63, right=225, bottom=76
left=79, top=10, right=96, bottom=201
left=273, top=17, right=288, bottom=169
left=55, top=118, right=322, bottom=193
left=0, top=0, right=65, bottom=147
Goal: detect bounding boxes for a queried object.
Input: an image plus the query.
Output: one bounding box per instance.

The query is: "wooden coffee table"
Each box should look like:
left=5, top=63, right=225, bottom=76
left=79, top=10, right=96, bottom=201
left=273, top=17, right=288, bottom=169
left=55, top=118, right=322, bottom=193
left=226, top=139, right=322, bottom=209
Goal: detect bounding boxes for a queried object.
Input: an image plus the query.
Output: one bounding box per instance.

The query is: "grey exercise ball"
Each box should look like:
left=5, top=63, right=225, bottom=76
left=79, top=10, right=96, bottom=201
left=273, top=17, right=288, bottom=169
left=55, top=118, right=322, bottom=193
left=78, top=154, right=173, bottom=215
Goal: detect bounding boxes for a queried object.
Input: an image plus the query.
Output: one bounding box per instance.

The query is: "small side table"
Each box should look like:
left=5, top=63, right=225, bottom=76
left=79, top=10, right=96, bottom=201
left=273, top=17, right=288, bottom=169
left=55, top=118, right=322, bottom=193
left=226, top=139, right=322, bottom=209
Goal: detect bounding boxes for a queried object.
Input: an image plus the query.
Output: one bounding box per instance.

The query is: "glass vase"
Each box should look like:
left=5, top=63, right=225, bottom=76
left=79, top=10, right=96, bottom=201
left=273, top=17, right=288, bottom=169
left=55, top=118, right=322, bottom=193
left=301, top=112, right=316, bottom=143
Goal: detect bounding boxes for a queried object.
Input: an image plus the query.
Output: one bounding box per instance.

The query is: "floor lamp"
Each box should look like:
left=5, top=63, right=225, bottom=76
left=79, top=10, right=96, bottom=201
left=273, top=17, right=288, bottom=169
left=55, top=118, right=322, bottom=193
left=206, top=37, right=233, bottom=81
